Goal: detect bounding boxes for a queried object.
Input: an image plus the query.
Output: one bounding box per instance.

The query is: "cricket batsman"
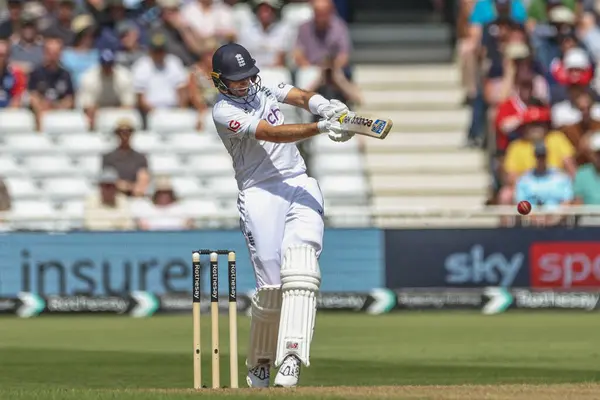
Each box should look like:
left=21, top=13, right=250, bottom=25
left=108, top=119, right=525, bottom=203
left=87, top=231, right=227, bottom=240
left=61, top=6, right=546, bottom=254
left=210, top=42, right=353, bottom=387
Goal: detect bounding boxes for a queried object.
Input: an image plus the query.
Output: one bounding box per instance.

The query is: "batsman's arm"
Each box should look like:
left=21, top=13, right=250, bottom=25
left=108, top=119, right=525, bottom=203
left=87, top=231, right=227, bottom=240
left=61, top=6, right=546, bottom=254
left=255, top=120, right=327, bottom=143
left=281, top=87, right=330, bottom=115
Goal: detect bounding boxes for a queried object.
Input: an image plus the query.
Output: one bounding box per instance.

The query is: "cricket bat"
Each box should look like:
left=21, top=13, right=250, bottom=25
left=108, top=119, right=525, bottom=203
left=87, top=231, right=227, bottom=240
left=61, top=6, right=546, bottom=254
left=338, top=112, right=393, bottom=140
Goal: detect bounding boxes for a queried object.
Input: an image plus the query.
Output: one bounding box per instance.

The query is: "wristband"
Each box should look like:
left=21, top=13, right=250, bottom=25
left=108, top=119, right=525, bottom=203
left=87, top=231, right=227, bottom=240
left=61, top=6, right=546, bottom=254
left=308, top=94, right=330, bottom=116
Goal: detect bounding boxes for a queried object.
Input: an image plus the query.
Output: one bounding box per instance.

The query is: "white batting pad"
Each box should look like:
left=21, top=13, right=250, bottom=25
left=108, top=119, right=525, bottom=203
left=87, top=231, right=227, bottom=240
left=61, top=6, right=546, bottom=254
left=275, top=245, right=321, bottom=367
left=246, top=285, right=283, bottom=368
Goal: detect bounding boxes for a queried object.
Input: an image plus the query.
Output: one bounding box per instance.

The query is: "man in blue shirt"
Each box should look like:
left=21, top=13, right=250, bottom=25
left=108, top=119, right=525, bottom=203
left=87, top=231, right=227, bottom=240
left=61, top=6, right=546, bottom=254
left=470, top=0, right=528, bottom=26
left=515, top=141, right=574, bottom=225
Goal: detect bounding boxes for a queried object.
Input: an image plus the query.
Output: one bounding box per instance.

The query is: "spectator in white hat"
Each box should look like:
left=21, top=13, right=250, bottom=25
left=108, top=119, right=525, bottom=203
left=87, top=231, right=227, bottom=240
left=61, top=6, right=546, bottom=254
left=135, top=176, right=193, bottom=230
left=84, top=167, right=135, bottom=231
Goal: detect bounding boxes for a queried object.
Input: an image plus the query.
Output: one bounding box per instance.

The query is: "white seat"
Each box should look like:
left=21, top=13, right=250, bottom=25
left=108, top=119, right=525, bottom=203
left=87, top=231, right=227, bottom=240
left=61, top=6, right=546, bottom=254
left=59, top=199, right=85, bottom=230
left=202, top=111, right=217, bottom=133
left=75, top=156, right=102, bottom=178
left=149, top=154, right=188, bottom=176
left=319, top=175, right=369, bottom=205
left=41, top=110, right=89, bottom=135
left=188, top=154, right=234, bottom=177
left=296, top=66, right=322, bottom=90
left=170, top=177, right=205, bottom=198
left=131, top=133, right=165, bottom=153
left=282, top=3, right=313, bottom=27
left=0, top=157, right=23, bottom=177
left=95, top=108, right=143, bottom=134
left=147, top=109, right=198, bottom=134
left=259, top=67, right=293, bottom=87
left=310, top=133, right=360, bottom=153
left=0, top=109, right=36, bottom=134
left=205, top=177, right=239, bottom=198
left=43, top=177, right=92, bottom=200
left=166, top=132, right=223, bottom=154
left=57, top=133, right=111, bottom=155
left=5, top=178, right=40, bottom=200
left=180, top=198, right=221, bottom=227
left=4, top=133, right=57, bottom=155
left=24, top=155, right=76, bottom=177
left=311, top=153, right=364, bottom=175
left=9, top=200, right=57, bottom=231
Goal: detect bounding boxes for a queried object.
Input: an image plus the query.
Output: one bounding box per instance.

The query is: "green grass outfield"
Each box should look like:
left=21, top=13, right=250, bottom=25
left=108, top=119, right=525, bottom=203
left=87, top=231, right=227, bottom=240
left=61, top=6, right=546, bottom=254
left=1, top=313, right=600, bottom=399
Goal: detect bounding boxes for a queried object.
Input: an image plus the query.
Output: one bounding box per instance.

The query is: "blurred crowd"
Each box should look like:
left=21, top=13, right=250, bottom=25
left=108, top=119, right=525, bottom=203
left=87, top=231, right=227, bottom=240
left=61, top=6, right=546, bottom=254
left=457, top=0, right=600, bottom=224
left=0, top=0, right=356, bottom=231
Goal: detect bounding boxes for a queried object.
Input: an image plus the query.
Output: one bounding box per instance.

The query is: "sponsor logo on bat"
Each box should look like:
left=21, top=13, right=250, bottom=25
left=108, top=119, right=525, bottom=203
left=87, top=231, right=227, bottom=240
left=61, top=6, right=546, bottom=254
left=371, top=119, right=387, bottom=135
left=341, top=114, right=373, bottom=127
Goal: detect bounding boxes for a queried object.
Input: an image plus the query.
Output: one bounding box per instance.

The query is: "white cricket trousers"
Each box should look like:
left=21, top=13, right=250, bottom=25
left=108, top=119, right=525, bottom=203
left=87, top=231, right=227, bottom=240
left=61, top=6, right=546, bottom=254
left=237, top=173, right=325, bottom=289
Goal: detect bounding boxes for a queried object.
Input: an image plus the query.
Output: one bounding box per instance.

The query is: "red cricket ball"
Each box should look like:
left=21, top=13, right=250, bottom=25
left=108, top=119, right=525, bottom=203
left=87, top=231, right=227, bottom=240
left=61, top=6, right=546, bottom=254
left=517, top=200, right=532, bottom=215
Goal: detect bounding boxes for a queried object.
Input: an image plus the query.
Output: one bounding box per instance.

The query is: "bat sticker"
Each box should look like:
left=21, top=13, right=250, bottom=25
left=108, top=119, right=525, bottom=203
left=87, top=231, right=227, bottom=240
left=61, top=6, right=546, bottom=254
left=371, top=120, right=387, bottom=135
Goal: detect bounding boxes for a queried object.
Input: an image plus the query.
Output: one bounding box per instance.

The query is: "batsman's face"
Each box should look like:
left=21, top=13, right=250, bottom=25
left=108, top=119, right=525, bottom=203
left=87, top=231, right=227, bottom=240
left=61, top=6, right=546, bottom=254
left=227, top=77, right=251, bottom=97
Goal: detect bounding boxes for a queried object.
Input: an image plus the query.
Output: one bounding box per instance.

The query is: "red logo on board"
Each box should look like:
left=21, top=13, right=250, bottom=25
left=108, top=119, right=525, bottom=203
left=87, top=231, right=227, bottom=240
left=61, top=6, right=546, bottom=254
left=530, top=242, right=600, bottom=288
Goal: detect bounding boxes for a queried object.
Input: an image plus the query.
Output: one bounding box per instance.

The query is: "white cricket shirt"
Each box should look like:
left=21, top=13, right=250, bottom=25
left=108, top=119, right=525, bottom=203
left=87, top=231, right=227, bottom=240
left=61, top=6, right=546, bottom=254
left=212, top=82, right=306, bottom=190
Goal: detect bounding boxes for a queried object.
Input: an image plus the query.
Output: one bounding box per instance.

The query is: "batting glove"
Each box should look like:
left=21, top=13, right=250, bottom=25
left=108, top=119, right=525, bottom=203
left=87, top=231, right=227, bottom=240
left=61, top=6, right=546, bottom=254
left=317, top=99, right=350, bottom=121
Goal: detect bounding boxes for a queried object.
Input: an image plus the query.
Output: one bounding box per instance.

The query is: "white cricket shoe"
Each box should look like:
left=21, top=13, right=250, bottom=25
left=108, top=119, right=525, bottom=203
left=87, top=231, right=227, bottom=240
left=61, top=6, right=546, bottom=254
left=246, top=363, right=270, bottom=388
left=273, top=355, right=301, bottom=387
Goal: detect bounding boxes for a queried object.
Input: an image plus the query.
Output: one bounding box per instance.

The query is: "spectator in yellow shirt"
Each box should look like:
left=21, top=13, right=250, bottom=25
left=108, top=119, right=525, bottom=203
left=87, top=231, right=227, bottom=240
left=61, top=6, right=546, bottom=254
left=499, top=104, right=576, bottom=207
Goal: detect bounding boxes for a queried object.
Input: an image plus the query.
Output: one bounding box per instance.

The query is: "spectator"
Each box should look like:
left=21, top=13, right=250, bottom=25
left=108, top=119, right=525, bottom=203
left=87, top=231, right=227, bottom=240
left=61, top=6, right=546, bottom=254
left=457, top=0, right=477, bottom=103
left=95, top=0, right=132, bottom=50
left=188, top=42, right=219, bottom=130
left=549, top=46, right=595, bottom=103
left=133, top=0, right=161, bottom=32
left=114, top=21, right=145, bottom=68
left=305, top=56, right=362, bottom=118
left=574, top=131, right=600, bottom=204
left=101, top=118, right=150, bottom=197
left=0, top=0, right=23, bottom=40
left=515, top=141, right=573, bottom=212
left=553, top=87, right=600, bottom=165
left=28, top=37, right=75, bottom=130
left=61, top=14, right=99, bottom=88
left=294, top=0, right=351, bottom=72
left=181, top=0, right=236, bottom=44
left=533, top=5, right=579, bottom=73
left=84, top=167, right=135, bottom=231
left=499, top=105, right=576, bottom=205
left=462, top=0, right=528, bottom=103
left=132, top=32, right=187, bottom=113
left=41, top=0, right=76, bottom=44
left=576, top=0, right=600, bottom=63
left=150, top=0, right=203, bottom=66
left=238, top=0, right=289, bottom=68
left=9, top=12, right=44, bottom=74
left=135, top=176, right=193, bottom=230
left=0, top=39, right=26, bottom=107
left=78, top=48, right=135, bottom=127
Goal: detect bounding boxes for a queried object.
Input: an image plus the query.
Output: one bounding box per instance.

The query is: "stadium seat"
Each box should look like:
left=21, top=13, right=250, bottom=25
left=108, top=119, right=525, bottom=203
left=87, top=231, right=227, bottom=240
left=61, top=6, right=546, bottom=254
left=0, top=109, right=36, bottom=134
left=166, top=132, right=223, bottom=154
left=57, top=133, right=111, bottom=155
left=202, top=110, right=217, bottom=132
left=75, top=156, right=102, bottom=178
left=60, top=200, right=85, bottom=230
left=319, top=175, right=369, bottom=205
left=282, top=2, right=313, bottom=27
left=5, top=177, right=40, bottom=200
left=311, top=153, right=365, bottom=174
left=205, top=177, right=238, bottom=198
left=24, top=155, right=77, bottom=177
left=0, top=157, right=23, bottom=177
left=309, top=133, right=361, bottom=153
left=3, top=133, right=57, bottom=155
left=260, top=67, right=293, bottom=87
left=295, top=66, right=321, bottom=90
left=170, top=176, right=205, bottom=198
left=147, top=108, right=198, bottom=135
left=180, top=198, right=219, bottom=221
left=149, top=154, right=189, bottom=176
left=42, top=177, right=92, bottom=200
left=188, top=154, right=234, bottom=177
left=9, top=200, right=57, bottom=231
left=95, top=108, right=143, bottom=134
left=131, top=132, right=166, bottom=153
left=41, top=110, right=89, bottom=136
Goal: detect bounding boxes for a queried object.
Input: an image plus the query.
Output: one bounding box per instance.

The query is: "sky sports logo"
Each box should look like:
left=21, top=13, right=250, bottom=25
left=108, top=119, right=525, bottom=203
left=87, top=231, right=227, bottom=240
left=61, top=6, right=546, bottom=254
left=530, top=242, right=600, bottom=288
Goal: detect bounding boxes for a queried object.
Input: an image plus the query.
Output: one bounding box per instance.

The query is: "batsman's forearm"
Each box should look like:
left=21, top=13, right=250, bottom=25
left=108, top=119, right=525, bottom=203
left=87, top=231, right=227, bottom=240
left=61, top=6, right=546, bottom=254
left=256, top=122, right=320, bottom=143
